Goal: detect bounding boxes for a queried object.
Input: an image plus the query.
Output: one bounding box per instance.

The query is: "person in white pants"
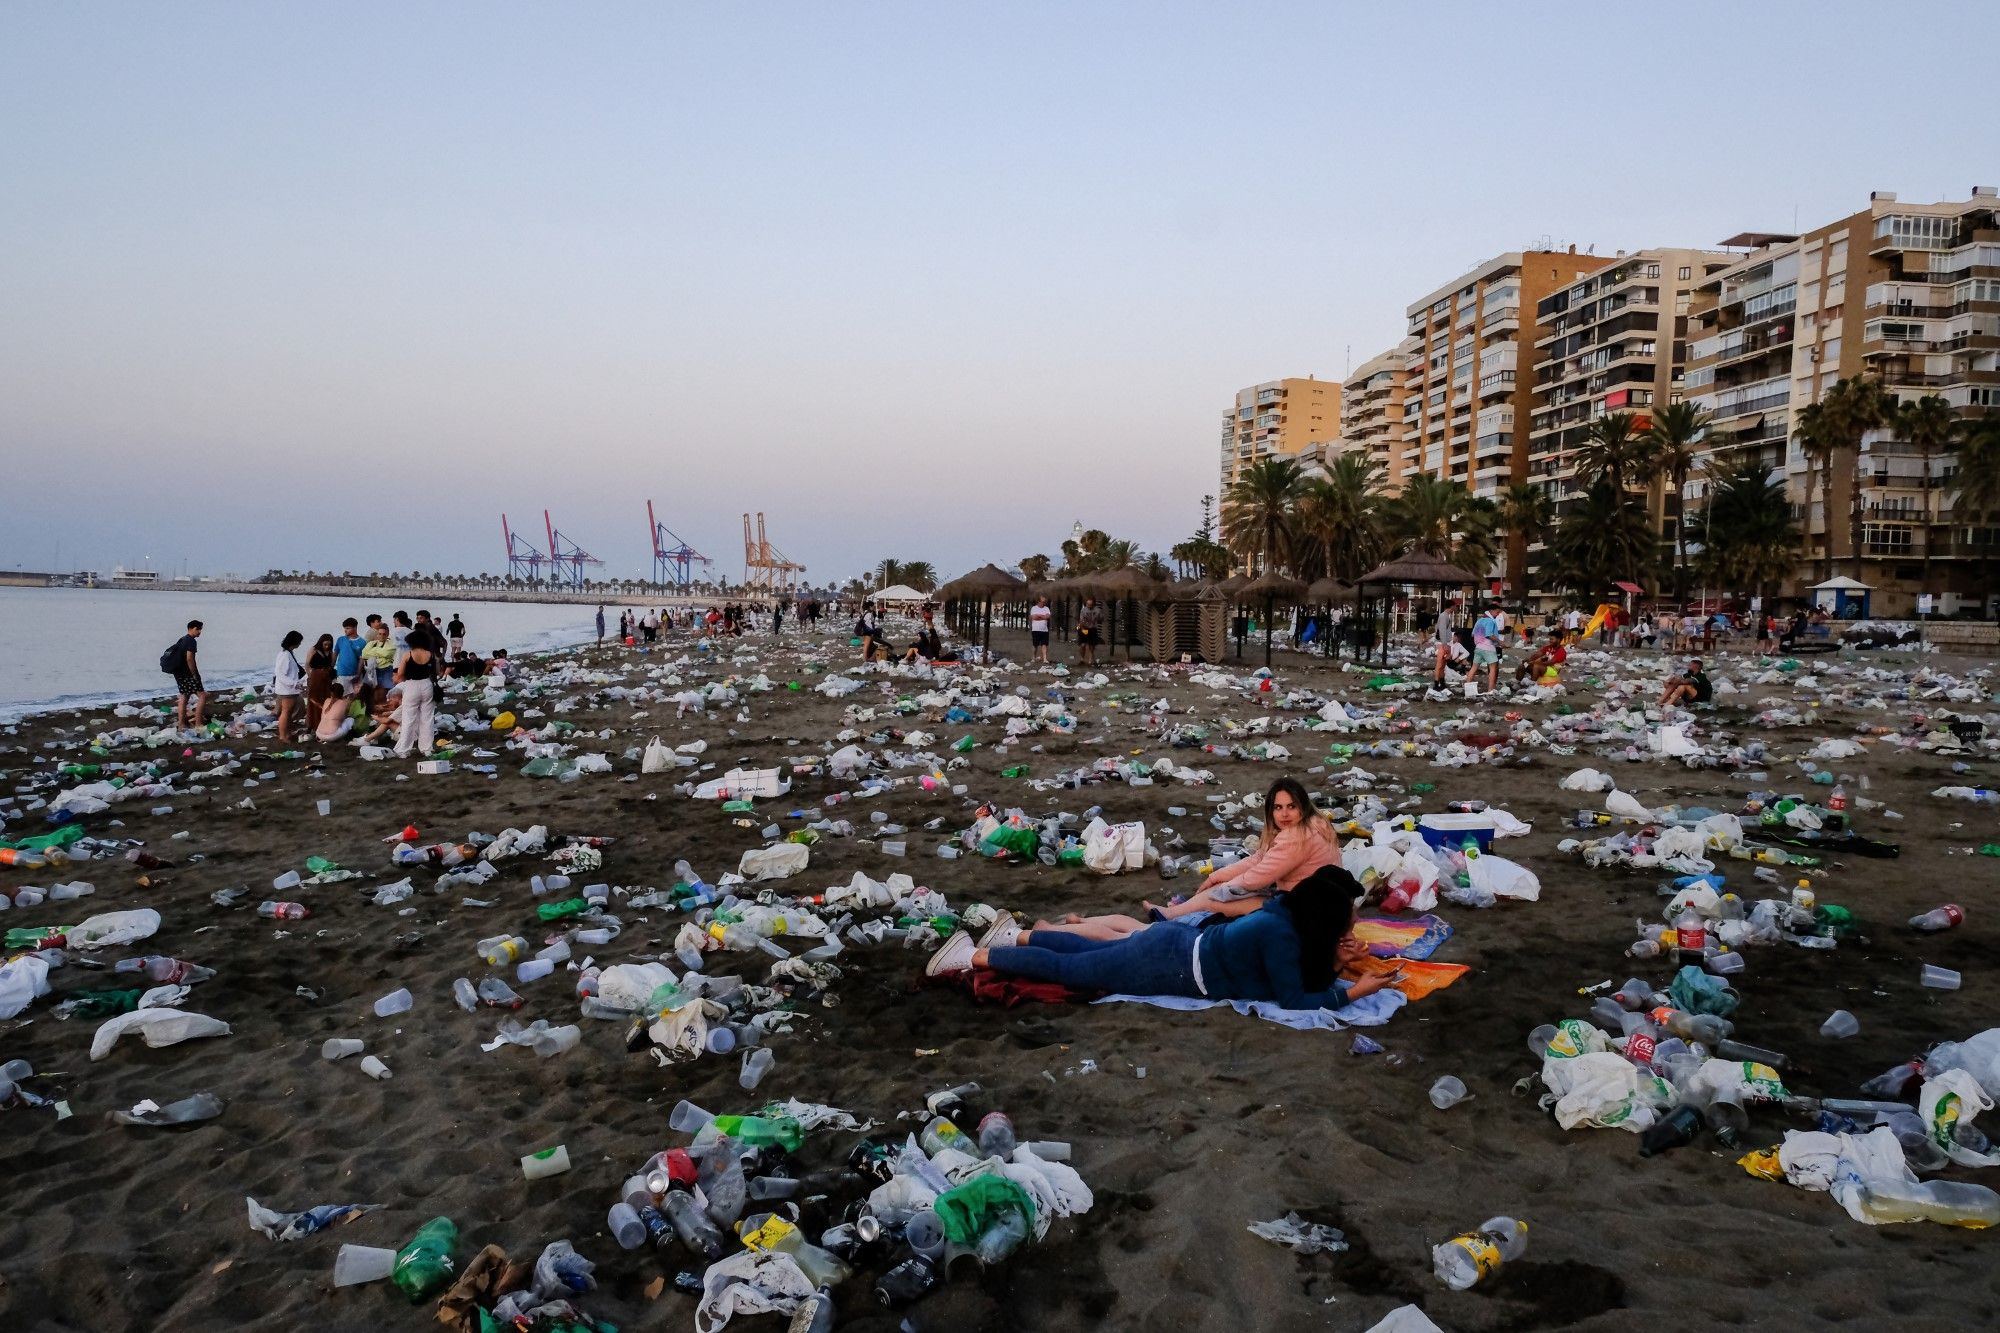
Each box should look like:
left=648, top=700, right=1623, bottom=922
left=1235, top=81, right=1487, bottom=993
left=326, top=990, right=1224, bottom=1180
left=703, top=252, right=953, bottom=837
left=393, top=640, right=439, bottom=757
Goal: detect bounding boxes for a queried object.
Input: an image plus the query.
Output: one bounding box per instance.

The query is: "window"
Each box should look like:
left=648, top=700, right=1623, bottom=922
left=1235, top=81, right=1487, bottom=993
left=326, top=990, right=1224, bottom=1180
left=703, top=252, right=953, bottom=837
left=1646, top=263, right=1661, bottom=278
left=1679, top=266, right=1692, bottom=281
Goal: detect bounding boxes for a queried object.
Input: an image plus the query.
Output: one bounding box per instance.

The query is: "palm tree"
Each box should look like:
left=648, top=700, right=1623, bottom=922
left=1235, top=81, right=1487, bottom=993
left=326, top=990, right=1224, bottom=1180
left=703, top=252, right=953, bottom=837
left=1693, top=458, right=1801, bottom=602
left=1543, top=480, right=1655, bottom=596
left=1060, top=528, right=1113, bottom=575
left=1896, top=394, right=1960, bottom=593
left=1100, top=539, right=1139, bottom=570
left=1644, top=402, right=1711, bottom=604
left=1819, top=376, right=1896, bottom=580
left=1221, top=457, right=1306, bottom=575
left=1292, top=454, right=1385, bottom=583
left=875, top=558, right=907, bottom=588
left=1141, top=552, right=1171, bottom=582
left=1793, top=400, right=1841, bottom=585
left=1383, top=474, right=1502, bottom=576
left=1951, top=416, right=2000, bottom=598
left=899, top=561, right=938, bottom=592
left=1018, top=553, right=1052, bottom=583
left=1575, top=412, right=1647, bottom=495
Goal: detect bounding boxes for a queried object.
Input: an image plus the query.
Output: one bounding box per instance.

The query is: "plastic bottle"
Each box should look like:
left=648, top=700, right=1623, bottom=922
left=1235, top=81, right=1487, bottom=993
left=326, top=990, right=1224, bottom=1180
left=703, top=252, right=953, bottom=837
left=1674, top=909, right=1707, bottom=966
left=1431, top=1216, right=1528, bottom=1290
left=918, top=1115, right=969, bottom=1157
left=976, top=1111, right=1017, bottom=1158
left=257, top=901, right=309, bottom=920
left=477, top=935, right=528, bottom=966
left=1910, top=905, right=1965, bottom=932
left=1716, top=1039, right=1788, bottom=1070
left=792, top=1287, right=838, bottom=1333
left=390, top=1217, right=458, bottom=1301
left=452, top=978, right=478, bottom=1012
left=1638, top=1104, right=1702, bottom=1157
left=662, top=1190, right=725, bottom=1259
left=1851, top=1178, right=2000, bottom=1227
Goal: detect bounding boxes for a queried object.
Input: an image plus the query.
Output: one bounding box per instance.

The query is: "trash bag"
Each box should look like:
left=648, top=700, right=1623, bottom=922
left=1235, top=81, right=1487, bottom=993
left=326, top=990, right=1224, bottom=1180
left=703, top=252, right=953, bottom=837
left=1082, top=821, right=1146, bottom=875
left=0, top=955, right=53, bottom=1019
left=1562, top=765, right=1613, bottom=792
left=1606, top=790, right=1653, bottom=822
left=642, top=737, right=674, bottom=774
left=1651, top=725, right=1700, bottom=758
left=1920, top=1070, right=2000, bottom=1168
left=695, top=1250, right=814, bottom=1333
left=65, top=908, right=163, bottom=950
left=1652, top=826, right=1713, bottom=873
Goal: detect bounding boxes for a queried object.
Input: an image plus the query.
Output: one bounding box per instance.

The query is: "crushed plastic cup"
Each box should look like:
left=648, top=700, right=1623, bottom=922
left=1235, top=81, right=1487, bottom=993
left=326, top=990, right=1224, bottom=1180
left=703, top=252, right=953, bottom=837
left=1707, top=952, right=1745, bottom=976
left=321, top=1038, right=364, bottom=1060
left=333, top=1243, right=397, bottom=1287
left=881, top=841, right=907, bottom=858
left=1921, top=965, right=1962, bottom=991
left=739, top=1047, right=774, bottom=1091
left=316, top=800, right=332, bottom=817
left=1429, top=1075, right=1470, bottom=1110
left=372, top=988, right=413, bottom=1017
left=358, top=1055, right=392, bottom=1080
left=1820, top=1009, right=1860, bottom=1039
left=1526, top=1024, right=1557, bottom=1059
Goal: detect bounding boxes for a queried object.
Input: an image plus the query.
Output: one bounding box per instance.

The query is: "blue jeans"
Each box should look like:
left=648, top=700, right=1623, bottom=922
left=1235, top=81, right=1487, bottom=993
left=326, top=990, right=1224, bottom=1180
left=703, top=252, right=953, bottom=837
left=988, top=921, right=1201, bottom=996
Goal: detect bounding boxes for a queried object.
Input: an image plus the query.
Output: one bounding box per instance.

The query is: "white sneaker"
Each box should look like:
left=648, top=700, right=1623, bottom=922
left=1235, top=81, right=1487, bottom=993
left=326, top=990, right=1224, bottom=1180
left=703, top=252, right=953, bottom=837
left=925, top=930, right=977, bottom=977
left=977, top=915, right=1022, bottom=950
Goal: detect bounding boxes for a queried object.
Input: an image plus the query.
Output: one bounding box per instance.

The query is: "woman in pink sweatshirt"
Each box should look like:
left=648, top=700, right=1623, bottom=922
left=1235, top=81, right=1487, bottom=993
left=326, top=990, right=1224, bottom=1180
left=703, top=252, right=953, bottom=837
left=1153, top=776, right=1339, bottom=921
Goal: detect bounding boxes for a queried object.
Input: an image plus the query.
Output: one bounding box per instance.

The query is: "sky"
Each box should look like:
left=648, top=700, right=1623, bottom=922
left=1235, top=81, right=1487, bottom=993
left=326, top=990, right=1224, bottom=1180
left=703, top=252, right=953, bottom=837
left=3, top=2, right=1995, bottom=586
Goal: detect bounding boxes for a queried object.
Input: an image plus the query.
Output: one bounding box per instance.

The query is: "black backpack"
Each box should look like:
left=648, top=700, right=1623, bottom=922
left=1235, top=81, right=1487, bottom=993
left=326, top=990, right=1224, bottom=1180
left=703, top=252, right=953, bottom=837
left=160, top=640, right=183, bottom=674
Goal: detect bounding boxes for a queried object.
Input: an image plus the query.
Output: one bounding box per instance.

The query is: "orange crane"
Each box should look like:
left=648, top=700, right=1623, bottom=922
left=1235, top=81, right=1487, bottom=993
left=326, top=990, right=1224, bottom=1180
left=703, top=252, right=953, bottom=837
left=741, top=512, right=805, bottom=593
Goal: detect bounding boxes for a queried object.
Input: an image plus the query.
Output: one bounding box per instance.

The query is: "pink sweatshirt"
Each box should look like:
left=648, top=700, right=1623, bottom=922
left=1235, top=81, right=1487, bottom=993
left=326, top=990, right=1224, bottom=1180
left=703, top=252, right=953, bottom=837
left=1215, top=823, right=1340, bottom=892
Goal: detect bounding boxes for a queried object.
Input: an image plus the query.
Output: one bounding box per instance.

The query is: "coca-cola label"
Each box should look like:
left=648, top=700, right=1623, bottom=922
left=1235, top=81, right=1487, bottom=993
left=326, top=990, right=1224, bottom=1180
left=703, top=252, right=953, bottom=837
left=1626, top=1033, right=1657, bottom=1065
left=1679, top=921, right=1706, bottom=951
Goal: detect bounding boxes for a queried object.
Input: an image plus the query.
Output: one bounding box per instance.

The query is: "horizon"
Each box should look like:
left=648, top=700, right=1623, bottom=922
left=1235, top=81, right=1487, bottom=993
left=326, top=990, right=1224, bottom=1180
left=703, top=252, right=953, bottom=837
left=3, top=2, right=1994, bottom=584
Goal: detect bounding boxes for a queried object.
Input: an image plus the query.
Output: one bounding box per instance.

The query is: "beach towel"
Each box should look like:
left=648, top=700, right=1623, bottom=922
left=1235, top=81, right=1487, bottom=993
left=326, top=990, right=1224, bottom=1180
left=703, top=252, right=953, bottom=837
left=1349, top=955, right=1468, bottom=1000
left=1352, top=913, right=1454, bottom=960
left=1093, top=989, right=1408, bottom=1029
left=930, top=967, right=1099, bottom=1008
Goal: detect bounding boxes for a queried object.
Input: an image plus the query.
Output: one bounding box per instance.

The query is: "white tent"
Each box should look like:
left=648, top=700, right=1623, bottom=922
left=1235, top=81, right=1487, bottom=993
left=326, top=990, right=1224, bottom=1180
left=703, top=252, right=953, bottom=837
left=872, top=584, right=931, bottom=606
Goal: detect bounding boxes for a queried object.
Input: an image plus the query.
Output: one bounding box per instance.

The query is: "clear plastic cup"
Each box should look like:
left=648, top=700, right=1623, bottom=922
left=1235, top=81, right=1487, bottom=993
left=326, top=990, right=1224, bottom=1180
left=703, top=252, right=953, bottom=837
left=358, top=1055, right=392, bottom=1080
left=516, top=959, right=555, bottom=984
left=333, top=1243, right=396, bottom=1286
left=272, top=870, right=302, bottom=891
left=316, top=800, right=332, bottom=816
left=321, top=1038, right=364, bottom=1060
left=705, top=1027, right=738, bottom=1055
left=670, top=1100, right=715, bottom=1133
left=1429, top=1075, right=1469, bottom=1110
left=607, top=1201, right=646, bottom=1250
left=372, top=988, right=413, bottom=1017
left=1525, top=1024, right=1557, bottom=1059
left=904, top=1208, right=946, bottom=1260
left=1921, top=965, right=1962, bottom=990
left=740, top=1047, right=775, bottom=1090
left=1820, top=1009, right=1860, bottom=1039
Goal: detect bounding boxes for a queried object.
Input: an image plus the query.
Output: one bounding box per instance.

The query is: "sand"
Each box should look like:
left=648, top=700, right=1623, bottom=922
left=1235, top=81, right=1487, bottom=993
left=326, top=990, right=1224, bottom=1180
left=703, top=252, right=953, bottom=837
left=1, top=626, right=1996, bottom=1333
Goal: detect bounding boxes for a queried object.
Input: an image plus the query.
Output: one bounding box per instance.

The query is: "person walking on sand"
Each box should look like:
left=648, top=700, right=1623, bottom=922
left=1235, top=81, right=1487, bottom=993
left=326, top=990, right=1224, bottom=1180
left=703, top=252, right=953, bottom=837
left=446, top=612, right=465, bottom=656
left=772, top=599, right=784, bottom=635
left=1029, top=595, right=1052, bottom=664
left=273, top=630, right=307, bottom=743
left=162, top=619, right=205, bottom=733
left=856, top=601, right=879, bottom=661
left=394, top=634, right=439, bottom=757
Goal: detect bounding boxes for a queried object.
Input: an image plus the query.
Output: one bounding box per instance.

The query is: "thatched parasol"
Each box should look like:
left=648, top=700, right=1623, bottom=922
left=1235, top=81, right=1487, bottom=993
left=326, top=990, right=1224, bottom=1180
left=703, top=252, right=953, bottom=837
left=939, top=563, right=1026, bottom=653
left=1354, top=550, right=1473, bottom=587
left=1242, top=571, right=1307, bottom=667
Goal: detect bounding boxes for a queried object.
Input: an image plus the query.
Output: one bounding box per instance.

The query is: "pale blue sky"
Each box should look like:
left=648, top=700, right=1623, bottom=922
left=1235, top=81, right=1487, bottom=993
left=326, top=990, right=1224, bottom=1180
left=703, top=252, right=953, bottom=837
left=2, top=2, right=1993, bottom=584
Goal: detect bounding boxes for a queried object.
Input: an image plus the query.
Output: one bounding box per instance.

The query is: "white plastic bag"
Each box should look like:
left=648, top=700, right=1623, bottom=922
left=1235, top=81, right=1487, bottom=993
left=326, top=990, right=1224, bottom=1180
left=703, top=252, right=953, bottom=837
left=1083, top=821, right=1146, bottom=875
left=1466, top=854, right=1540, bottom=901
left=65, top=908, right=163, bottom=950
left=90, top=1008, right=232, bottom=1061
left=738, top=843, right=810, bottom=881
left=1606, top=790, right=1653, bottom=822
left=1921, top=1070, right=2000, bottom=1167
left=598, top=962, right=674, bottom=1010
left=1651, top=725, right=1699, bottom=758
left=642, top=737, right=674, bottom=774
left=1540, top=1051, right=1665, bottom=1132
left=0, top=955, right=52, bottom=1019
left=695, top=1249, right=813, bottom=1333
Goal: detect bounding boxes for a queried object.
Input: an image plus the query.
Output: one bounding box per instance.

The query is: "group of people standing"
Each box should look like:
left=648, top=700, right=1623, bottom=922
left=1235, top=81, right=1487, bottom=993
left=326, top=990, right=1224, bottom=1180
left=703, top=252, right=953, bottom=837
left=273, top=610, right=504, bottom=754
left=598, top=599, right=832, bottom=646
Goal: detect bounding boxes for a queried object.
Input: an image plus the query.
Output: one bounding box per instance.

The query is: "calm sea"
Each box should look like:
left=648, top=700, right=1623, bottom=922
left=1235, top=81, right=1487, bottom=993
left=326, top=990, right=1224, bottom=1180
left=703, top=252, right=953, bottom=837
left=0, top=586, right=606, bottom=721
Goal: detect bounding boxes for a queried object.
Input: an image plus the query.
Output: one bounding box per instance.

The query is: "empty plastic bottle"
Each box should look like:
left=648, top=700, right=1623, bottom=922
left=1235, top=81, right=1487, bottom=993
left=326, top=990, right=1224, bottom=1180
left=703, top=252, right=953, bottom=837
left=1638, top=1104, right=1702, bottom=1157
left=977, top=1111, right=1017, bottom=1158
left=477, top=935, right=528, bottom=966
left=109, top=1091, right=225, bottom=1126
left=1910, top=905, right=1965, bottom=932
left=257, top=901, right=309, bottom=920
left=1852, top=1178, right=2000, bottom=1227
left=1432, top=1217, right=1528, bottom=1290
left=452, top=978, right=478, bottom=1012
left=662, top=1189, right=725, bottom=1259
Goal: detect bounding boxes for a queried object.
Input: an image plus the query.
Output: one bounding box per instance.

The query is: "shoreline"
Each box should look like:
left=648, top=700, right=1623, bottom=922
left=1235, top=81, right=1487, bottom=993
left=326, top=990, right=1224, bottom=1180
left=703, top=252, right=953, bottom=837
left=38, top=581, right=730, bottom=609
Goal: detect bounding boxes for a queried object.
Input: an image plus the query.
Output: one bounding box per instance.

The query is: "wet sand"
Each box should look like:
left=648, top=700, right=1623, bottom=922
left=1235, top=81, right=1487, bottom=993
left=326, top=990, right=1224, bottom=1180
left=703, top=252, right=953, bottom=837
left=1, top=628, right=1996, bottom=1332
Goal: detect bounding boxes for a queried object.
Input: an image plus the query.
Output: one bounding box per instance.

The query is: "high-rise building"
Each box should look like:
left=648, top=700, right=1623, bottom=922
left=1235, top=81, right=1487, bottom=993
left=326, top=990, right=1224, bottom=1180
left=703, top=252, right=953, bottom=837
left=1340, top=340, right=1416, bottom=484
left=1527, top=248, right=1735, bottom=569
left=1217, top=377, right=1341, bottom=493
left=1402, top=249, right=1612, bottom=583
left=1686, top=187, right=2000, bottom=612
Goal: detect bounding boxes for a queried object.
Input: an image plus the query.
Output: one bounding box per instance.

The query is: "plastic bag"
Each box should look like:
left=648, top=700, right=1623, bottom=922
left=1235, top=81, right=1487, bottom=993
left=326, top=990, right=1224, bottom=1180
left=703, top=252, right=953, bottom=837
left=1669, top=965, right=1738, bottom=1018
left=89, top=1008, right=232, bottom=1060
left=738, top=843, right=810, bottom=881
left=1246, top=1211, right=1347, bottom=1254
left=1651, top=725, right=1699, bottom=758
left=1083, top=821, right=1145, bottom=874
left=695, top=1250, right=814, bottom=1333
left=1920, top=1070, right=2000, bottom=1167
left=1560, top=768, right=1615, bottom=793
left=598, top=962, right=674, bottom=1011
left=1466, top=854, right=1539, bottom=901
left=642, top=737, right=675, bottom=774
left=1541, top=1050, right=1666, bottom=1132
left=66, top=908, right=163, bottom=950
left=1606, top=790, right=1653, bottom=822
left=1923, top=1029, right=2000, bottom=1101
left=0, top=955, right=52, bottom=1019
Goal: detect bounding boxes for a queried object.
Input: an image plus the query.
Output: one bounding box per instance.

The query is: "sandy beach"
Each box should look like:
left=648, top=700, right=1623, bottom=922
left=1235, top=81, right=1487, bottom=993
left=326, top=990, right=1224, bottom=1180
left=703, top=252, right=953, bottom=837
left=2, top=624, right=1996, bottom=1333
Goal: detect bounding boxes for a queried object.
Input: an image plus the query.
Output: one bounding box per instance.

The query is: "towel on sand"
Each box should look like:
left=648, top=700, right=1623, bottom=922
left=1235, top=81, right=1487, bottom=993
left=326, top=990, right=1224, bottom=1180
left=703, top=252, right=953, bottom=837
left=1352, top=913, right=1454, bottom=960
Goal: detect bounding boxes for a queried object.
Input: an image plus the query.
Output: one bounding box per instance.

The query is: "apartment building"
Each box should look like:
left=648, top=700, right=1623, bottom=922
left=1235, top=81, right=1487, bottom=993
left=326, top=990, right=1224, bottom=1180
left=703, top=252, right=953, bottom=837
left=1527, top=248, right=1735, bottom=552
left=1686, top=187, right=1999, bottom=613
left=1340, top=340, right=1416, bottom=484
left=1402, top=249, right=1611, bottom=583
left=1217, top=377, right=1341, bottom=493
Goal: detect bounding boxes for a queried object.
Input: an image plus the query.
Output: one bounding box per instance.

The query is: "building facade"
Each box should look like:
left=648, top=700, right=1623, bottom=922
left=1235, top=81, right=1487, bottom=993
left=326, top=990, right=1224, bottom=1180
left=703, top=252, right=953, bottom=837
left=1686, top=188, right=2000, bottom=614
left=1527, top=248, right=1735, bottom=572
left=1217, top=377, right=1341, bottom=493
left=1340, top=340, right=1416, bottom=484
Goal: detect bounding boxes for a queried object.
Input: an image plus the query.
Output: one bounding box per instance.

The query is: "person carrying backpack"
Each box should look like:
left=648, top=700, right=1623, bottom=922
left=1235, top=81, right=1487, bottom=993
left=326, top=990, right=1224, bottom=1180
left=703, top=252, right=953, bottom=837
left=159, top=620, right=205, bottom=733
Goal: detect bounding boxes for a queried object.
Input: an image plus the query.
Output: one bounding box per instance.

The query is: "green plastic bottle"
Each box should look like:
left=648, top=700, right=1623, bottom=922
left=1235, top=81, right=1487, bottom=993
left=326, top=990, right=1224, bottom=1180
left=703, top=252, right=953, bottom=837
left=391, top=1216, right=458, bottom=1301
left=712, top=1114, right=805, bottom=1153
